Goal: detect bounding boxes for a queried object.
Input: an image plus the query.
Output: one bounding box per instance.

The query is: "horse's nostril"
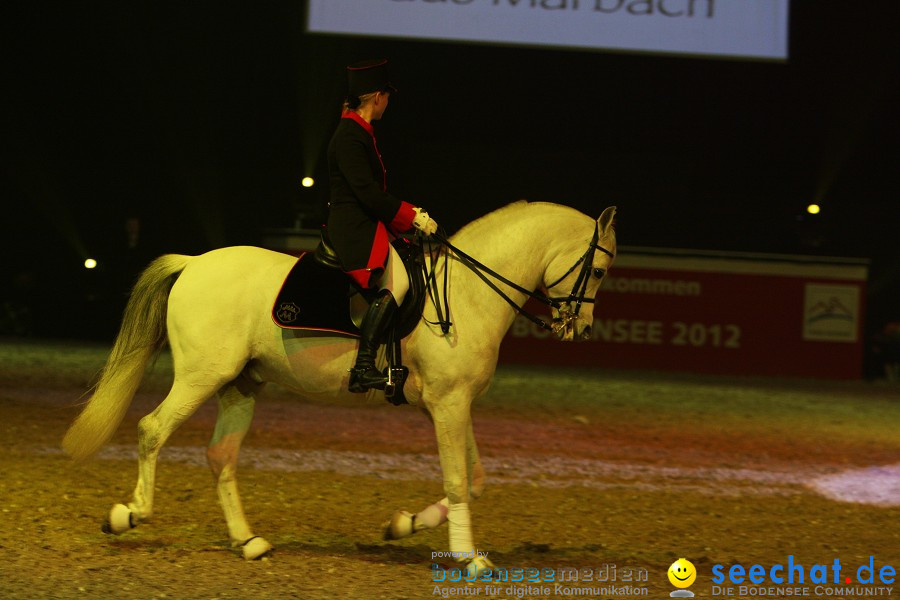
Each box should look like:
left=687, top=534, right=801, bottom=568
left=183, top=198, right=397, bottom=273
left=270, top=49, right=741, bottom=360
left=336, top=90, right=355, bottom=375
left=581, top=326, right=592, bottom=340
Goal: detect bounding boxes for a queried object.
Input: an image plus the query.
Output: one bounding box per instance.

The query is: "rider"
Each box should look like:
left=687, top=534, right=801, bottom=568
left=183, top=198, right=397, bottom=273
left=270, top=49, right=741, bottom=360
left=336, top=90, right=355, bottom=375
left=326, top=59, right=439, bottom=393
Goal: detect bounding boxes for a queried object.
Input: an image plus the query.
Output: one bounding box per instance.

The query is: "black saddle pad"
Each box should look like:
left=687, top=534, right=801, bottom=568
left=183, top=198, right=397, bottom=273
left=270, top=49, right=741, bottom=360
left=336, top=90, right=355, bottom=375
left=272, top=240, right=426, bottom=339
left=272, top=252, right=360, bottom=336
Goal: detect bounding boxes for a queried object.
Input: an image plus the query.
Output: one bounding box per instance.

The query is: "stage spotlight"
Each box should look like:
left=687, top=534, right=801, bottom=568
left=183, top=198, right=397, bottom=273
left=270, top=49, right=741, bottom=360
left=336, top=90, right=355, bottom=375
left=301, top=177, right=315, bottom=188
left=807, top=204, right=821, bottom=215
left=84, top=258, right=97, bottom=269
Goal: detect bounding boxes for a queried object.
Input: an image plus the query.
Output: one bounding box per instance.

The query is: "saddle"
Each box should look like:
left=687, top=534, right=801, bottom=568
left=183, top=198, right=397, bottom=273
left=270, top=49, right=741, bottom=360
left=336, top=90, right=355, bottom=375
left=271, top=232, right=427, bottom=403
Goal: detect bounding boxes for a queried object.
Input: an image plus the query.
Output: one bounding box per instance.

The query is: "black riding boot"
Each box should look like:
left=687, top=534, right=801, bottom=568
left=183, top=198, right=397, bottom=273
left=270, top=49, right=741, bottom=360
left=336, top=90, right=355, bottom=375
left=348, top=289, right=398, bottom=393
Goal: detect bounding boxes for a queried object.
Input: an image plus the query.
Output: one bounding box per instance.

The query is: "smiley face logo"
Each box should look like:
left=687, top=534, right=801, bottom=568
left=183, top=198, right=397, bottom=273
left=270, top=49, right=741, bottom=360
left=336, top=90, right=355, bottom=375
left=668, top=558, right=697, bottom=588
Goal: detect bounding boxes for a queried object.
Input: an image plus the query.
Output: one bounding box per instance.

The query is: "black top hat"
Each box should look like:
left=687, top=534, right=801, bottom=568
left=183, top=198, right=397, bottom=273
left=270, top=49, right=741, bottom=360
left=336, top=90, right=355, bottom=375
left=346, top=59, right=397, bottom=98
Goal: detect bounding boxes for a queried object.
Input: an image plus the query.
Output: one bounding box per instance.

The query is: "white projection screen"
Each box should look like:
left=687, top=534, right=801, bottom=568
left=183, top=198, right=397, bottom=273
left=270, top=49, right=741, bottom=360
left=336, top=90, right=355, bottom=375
left=306, top=0, right=789, bottom=60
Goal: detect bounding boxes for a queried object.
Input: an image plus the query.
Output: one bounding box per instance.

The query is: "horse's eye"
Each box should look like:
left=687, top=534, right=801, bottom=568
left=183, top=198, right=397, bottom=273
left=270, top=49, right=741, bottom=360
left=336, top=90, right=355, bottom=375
left=593, top=268, right=606, bottom=279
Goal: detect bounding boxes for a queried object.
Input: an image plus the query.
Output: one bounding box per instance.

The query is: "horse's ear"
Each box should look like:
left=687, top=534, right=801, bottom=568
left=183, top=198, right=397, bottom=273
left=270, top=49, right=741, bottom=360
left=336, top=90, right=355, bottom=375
left=597, top=206, right=616, bottom=234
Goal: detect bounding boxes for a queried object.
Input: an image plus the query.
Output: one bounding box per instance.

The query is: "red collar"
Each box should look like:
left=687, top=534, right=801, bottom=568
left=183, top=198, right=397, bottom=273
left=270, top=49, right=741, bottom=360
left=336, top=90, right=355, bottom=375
left=342, top=110, right=375, bottom=137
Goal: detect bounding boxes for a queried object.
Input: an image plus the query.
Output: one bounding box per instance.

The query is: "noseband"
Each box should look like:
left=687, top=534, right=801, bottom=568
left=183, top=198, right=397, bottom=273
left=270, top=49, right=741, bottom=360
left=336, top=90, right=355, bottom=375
left=425, top=223, right=614, bottom=335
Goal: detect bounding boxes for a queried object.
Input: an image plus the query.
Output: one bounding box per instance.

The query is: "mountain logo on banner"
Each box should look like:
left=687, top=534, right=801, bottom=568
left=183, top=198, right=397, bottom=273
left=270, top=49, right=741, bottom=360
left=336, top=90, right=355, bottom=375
left=803, top=284, right=860, bottom=343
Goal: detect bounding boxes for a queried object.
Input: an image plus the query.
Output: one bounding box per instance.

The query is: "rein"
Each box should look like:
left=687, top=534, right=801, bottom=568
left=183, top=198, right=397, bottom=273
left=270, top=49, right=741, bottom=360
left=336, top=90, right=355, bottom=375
left=420, top=224, right=614, bottom=335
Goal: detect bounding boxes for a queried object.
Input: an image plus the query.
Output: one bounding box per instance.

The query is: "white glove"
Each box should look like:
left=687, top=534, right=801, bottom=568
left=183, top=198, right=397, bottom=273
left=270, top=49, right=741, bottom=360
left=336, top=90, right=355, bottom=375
left=413, top=207, right=438, bottom=236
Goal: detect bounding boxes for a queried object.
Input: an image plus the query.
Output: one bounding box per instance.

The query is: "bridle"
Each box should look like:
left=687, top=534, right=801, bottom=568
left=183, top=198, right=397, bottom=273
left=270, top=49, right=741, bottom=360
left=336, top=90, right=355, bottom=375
left=423, top=223, right=615, bottom=336
left=543, top=221, right=613, bottom=321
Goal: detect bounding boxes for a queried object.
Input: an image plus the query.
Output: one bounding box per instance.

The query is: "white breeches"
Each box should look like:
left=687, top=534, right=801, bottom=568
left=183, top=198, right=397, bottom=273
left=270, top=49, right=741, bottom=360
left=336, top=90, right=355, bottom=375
left=378, top=245, right=409, bottom=305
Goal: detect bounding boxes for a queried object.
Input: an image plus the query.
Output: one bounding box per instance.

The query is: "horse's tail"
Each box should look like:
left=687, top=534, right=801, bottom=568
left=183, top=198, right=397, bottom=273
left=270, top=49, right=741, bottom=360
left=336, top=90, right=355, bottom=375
left=62, top=254, right=192, bottom=462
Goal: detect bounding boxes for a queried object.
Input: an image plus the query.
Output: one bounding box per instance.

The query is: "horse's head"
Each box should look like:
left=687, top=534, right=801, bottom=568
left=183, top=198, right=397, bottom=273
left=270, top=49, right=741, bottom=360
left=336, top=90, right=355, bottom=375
left=542, top=206, right=616, bottom=341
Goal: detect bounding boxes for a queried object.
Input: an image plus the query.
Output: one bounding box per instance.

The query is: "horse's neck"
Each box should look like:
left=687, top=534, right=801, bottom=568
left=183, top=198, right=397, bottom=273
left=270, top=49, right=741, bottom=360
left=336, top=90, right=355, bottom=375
left=450, top=207, right=550, bottom=296
left=431, top=205, right=564, bottom=348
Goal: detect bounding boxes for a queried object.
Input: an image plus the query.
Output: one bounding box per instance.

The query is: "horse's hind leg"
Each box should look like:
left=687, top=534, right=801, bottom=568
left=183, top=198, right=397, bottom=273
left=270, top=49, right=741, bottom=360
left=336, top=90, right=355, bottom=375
left=206, top=377, right=272, bottom=560
left=103, top=379, right=219, bottom=534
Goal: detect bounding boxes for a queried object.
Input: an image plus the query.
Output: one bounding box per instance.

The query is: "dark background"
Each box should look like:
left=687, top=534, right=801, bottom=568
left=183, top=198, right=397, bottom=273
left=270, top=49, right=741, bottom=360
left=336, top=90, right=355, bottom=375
left=2, top=1, right=898, bottom=361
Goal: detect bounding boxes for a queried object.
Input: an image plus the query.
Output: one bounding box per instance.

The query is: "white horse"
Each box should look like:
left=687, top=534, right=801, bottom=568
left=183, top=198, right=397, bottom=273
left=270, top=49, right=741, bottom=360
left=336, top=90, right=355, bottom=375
left=63, top=201, right=616, bottom=574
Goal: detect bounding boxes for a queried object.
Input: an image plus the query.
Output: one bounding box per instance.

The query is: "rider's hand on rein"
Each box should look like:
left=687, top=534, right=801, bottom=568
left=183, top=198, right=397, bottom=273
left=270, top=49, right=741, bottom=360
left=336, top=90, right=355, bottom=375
left=413, top=207, right=439, bottom=236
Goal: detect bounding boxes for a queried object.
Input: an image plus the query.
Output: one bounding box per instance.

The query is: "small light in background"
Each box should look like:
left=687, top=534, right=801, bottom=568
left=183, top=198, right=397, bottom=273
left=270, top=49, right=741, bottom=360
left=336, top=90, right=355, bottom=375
left=301, top=177, right=315, bottom=188
left=84, top=258, right=97, bottom=269
left=807, top=204, right=821, bottom=215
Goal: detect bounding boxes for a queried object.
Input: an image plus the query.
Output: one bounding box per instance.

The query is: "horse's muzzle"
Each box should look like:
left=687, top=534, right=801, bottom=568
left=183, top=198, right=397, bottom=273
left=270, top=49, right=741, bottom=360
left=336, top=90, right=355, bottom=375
left=554, top=315, right=592, bottom=342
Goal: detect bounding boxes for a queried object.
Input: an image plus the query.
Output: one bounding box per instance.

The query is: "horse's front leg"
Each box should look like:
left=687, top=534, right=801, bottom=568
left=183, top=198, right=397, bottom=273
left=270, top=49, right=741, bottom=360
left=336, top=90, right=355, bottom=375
left=385, top=417, right=485, bottom=538
left=206, top=378, right=272, bottom=560
left=428, top=395, right=493, bottom=576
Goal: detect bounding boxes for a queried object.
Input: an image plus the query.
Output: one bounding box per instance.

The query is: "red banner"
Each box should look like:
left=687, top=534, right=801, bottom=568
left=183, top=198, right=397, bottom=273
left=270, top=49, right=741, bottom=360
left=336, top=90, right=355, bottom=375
left=500, top=249, right=868, bottom=379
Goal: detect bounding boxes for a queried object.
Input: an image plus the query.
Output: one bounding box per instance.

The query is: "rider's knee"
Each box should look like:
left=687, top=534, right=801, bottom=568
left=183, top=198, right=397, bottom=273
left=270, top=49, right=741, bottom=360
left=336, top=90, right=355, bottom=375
left=391, top=276, right=410, bottom=305
left=381, top=246, right=410, bottom=304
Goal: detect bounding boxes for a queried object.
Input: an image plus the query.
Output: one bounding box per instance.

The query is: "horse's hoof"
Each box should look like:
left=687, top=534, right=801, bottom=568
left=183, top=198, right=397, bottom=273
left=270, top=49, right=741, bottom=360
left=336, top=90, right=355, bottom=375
left=241, top=536, right=273, bottom=560
left=382, top=510, right=415, bottom=540
left=102, top=503, right=135, bottom=535
left=466, top=556, right=495, bottom=578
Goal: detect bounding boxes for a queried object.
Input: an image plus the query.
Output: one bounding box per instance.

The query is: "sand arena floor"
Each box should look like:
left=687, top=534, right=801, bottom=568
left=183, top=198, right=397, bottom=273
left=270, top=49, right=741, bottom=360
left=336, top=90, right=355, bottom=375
left=0, top=339, right=897, bottom=599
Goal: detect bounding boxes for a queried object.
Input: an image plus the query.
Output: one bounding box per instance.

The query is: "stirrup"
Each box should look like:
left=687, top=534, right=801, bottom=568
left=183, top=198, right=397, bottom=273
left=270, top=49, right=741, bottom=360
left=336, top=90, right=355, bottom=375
left=348, top=366, right=388, bottom=393
left=384, top=365, right=409, bottom=404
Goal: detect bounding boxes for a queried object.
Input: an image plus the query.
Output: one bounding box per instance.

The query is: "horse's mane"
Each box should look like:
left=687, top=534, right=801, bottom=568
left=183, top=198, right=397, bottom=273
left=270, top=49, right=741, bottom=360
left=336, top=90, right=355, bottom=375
left=452, top=200, right=589, bottom=241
